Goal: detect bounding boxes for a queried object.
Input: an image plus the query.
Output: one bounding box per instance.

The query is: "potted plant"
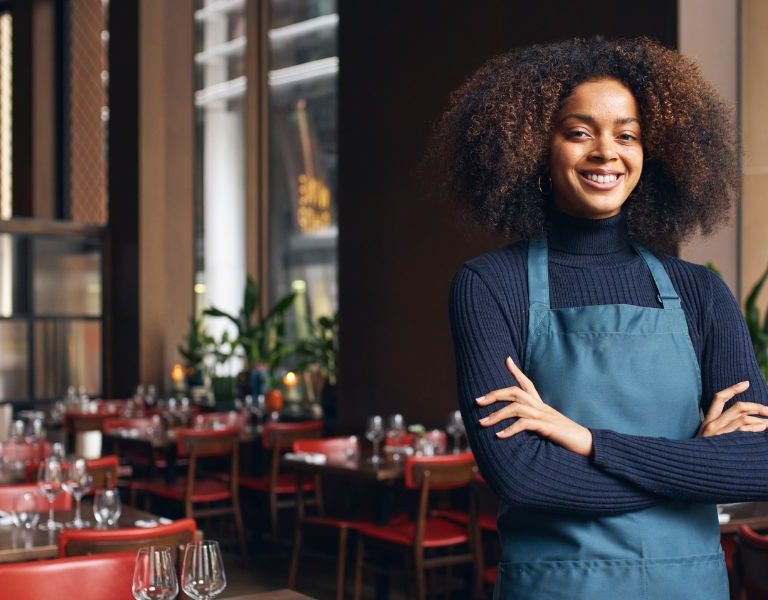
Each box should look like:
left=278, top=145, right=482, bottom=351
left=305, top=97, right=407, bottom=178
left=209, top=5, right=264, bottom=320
left=295, top=311, right=339, bottom=422
left=204, top=276, right=297, bottom=398
left=177, top=315, right=211, bottom=389
left=207, top=329, right=238, bottom=404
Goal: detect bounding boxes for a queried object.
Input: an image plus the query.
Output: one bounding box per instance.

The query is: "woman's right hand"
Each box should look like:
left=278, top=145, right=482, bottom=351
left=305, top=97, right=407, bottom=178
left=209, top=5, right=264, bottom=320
left=697, top=381, right=768, bottom=437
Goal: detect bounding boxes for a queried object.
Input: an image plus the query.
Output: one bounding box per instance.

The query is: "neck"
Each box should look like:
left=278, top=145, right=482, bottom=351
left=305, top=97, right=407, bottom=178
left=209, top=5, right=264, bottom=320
left=545, top=206, right=633, bottom=258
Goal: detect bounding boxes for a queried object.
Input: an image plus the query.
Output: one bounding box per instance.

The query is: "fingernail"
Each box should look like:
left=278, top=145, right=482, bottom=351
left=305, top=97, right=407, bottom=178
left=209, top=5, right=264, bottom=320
left=740, top=381, right=750, bottom=388
left=495, top=430, right=507, bottom=438
left=479, top=417, right=489, bottom=425
left=475, top=396, right=486, bottom=405
left=506, top=356, right=515, bottom=366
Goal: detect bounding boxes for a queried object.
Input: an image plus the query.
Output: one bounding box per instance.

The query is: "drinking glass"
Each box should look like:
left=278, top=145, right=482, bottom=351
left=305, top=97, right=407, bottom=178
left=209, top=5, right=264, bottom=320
left=37, top=457, right=63, bottom=530
left=365, top=415, right=385, bottom=464
left=63, top=458, right=92, bottom=528
left=446, top=410, right=465, bottom=453
left=93, top=488, right=122, bottom=527
left=132, top=546, right=179, bottom=600
left=12, top=492, right=40, bottom=529
left=181, top=540, right=227, bottom=600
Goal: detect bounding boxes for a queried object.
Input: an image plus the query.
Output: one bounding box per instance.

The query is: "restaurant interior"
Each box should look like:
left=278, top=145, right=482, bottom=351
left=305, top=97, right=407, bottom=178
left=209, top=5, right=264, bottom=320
left=0, top=0, right=766, bottom=598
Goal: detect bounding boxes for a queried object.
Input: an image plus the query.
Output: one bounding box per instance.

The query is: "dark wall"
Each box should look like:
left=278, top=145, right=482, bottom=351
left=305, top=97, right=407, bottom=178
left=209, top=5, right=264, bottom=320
left=336, top=0, right=677, bottom=430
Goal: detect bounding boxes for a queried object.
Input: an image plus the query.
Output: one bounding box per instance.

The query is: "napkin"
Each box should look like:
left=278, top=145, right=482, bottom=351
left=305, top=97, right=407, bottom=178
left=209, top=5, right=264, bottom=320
left=134, top=517, right=173, bottom=528
left=284, top=452, right=327, bottom=464
left=0, top=510, right=15, bottom=527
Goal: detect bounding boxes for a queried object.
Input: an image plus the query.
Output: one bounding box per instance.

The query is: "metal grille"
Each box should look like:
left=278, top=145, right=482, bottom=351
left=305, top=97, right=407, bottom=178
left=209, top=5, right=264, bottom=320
left=67, top=0, right=108, bottom=225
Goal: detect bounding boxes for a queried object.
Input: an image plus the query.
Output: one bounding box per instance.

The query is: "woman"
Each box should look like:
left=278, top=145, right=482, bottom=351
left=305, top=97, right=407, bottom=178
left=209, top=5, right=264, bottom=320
left=438, top=38, right=768, bottom=598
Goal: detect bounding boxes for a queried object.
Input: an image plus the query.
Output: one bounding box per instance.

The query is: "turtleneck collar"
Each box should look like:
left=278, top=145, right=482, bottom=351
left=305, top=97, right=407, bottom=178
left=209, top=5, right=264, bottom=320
left=546, top=206, right=632, bottom=256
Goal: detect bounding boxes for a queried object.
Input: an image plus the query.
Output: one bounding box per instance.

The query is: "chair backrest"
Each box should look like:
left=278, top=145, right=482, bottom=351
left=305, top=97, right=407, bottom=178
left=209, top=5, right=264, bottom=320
left=736, top=525, right=768, bottom=599
left=0, top=483, right=73, bottom=512
left=1, top=439, right=52, bottom=464
left=0, top=551, right=136, bottom=600
left=261, top=420, right=323, bottom=450
left=404, top=452, right=477, bottom=491
left=59, top=517, right=199, bottom=564
left=293, top=436, right=358, bottom=460
left=87, top=455, right=119, bottom=489
left=175, top=428, right=240, bottom=502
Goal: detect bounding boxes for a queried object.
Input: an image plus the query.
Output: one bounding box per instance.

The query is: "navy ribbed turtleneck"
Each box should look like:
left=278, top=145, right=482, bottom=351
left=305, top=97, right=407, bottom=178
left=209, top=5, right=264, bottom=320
left=449, top=209, right=768, bottom=514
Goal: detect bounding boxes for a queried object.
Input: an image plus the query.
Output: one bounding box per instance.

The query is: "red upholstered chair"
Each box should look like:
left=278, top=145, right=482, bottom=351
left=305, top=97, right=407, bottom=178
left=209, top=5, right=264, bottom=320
left=239, top=420, right=323, bottom=537
left=0, top=551, right=136, bottom=600
left=735, top=524, right=768, bottom=599
left=288, top=436, right=362, bottom=599
left=352, top=452, right=477, bottom=600
left=59, top=517, right=199, bottom=567
left=0, top=439, right=52, bottom=465
left=0, top=483, right=73, bottom=512
left=131, top=428, right=246, bottom=560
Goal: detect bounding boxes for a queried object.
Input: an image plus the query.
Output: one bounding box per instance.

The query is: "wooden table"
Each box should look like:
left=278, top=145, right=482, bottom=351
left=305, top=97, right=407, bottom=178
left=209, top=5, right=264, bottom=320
left=0, top=503, right=160, bottom=563
left=105, top=428, right=257, bottom=484
left=224, top=591, right=314, bottom=599
left=718, top=502, right=768, bottom=534
left=284, top=454, right=404, bottom=523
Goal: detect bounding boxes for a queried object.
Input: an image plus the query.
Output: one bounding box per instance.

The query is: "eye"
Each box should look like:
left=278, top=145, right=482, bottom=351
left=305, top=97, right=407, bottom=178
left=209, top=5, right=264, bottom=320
left=618, top=132, right=639, bottom=142
left=565, top=130, right=590, bottom=139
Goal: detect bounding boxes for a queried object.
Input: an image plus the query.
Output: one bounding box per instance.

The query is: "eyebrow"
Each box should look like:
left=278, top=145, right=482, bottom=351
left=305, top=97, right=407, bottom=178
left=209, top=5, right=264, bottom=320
left=558, top=113, right=640, bottom=126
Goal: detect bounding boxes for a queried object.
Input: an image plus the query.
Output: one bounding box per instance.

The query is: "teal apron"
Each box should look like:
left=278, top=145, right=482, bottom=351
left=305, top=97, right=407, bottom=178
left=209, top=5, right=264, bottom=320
left=494, top=237, right=728, bottom=599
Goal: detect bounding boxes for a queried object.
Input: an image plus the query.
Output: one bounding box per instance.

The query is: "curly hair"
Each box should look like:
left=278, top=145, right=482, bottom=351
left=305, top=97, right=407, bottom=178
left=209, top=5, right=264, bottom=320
left=430, top=37, right=738, bottom=249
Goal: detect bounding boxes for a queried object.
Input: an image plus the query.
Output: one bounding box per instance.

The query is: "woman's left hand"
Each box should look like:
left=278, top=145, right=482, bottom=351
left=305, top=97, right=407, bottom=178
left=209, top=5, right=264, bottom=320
left=476, top=357, right=594, bottom=457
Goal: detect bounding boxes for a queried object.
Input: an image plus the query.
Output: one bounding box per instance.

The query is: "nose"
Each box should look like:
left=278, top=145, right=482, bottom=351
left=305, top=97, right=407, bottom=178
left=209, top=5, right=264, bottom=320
left=589, top=135, right=619, bottom=161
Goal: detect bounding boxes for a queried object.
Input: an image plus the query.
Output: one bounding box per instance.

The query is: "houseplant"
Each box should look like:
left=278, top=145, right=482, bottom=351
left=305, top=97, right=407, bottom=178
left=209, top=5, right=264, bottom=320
left=745, top=264, right=768, bottom=381
left=177, top=315, right=210, bottom=388
left=295, top=311, right=340, bottom=422
left=204, top=276, right=297, bottom=397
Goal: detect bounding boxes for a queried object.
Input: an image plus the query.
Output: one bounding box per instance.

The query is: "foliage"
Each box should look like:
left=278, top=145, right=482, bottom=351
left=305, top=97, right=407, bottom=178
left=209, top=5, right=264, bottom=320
left=177, top=315, right=211, bottom=371
left=203, top=276, right=297, bottom=378
left=294, top=312, right=339, bottom=386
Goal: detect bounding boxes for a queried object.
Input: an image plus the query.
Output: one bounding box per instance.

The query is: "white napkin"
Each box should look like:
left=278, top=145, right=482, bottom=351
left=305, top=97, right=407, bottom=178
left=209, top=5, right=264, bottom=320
left=134, top=517, right=173, bottom=528
left=0, top=510, right=15, bottom=527
left=284, top=452, right=327, bottom=464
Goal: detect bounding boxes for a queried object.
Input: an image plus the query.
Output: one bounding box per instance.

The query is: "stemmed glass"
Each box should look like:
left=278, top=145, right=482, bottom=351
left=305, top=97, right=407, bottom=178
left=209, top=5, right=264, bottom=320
left=12, top=492, right=40, bottom=529
left=181, top=540, right=227, bottom=600
left=132, top=546, right=179, bottom=600
left=37, top=456, right=64, bottom=530
left=446, top=410, right=465, bottom=454
left=93, top=488, right=122, bottom=527
left=63, top=458, right=92, bottom=528
left=365, top=415, right=385, bottom=464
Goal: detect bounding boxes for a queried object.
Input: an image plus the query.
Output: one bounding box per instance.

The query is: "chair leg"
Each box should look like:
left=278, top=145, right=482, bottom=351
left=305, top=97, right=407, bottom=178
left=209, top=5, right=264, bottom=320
left=232, top=496, right=248, bottom=565
left=288, top=522, right=303, bottom=589
left=270, top=492, right=278, bottom=536
left=353, top=535, right=364, bottom=600
left=336, top=527, right=348, bottom=600
left=415, top=547, right=426, bottom=600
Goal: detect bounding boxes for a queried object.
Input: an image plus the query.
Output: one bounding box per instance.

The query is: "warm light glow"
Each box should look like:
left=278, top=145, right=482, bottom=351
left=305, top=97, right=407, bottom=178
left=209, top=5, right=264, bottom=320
left=297, top=174, right=331, bottom=233
left=283, top=371, right=298, bottom=387
left=171, top=363, right=185, bottom=383
left=194, top=283, right=207, bottom=294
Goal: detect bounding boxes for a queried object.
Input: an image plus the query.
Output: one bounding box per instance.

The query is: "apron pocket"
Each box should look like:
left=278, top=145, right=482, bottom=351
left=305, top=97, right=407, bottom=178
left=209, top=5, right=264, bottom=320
left=494, top=552, right=727, bottom=600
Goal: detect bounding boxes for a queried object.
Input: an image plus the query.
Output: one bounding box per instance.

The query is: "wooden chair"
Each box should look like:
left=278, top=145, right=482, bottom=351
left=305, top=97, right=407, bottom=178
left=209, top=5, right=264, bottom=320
left=239, top=420, right=323, bottom=537
left=0, top=551, right=135, bottom=600
left=353, top=452, right=477, bottom=600
left=735, top=524, right=768, bottom=599
left=59, top=517, right=199, bottom=567
left=0, top=483, right=73, bottom=512
left=131, top=428, right=247, bottom=561
left=288, top=436, right=362, bottom=600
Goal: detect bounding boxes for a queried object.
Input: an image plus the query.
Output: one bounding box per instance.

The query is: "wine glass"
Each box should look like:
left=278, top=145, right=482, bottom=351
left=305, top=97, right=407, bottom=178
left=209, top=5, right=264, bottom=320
left=12, top=492, right=40, bottom=529
left=37, top=457, right=64, bottom=530
left=181, top=540, right=227, bottom=600
left=93, top=488, right=122, bottom=527
left=132, top=546, right=179, bottom=600
left=365, top=415, right=385, bottom=464
left=63, top=458, right=92, bottom=528
left=447, top=410, right=465, bottom=453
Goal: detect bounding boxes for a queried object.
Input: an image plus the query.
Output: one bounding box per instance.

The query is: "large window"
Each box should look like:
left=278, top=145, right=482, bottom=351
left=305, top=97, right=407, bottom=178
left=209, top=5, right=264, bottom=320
left=267, top=0, right=338, bottom=324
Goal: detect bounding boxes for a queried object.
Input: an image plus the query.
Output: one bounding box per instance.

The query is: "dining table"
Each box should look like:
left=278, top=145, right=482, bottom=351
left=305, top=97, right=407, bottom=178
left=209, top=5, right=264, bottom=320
left=0, top=502, right=162, bottom=563
left=104, top=427, right=258, bottom=484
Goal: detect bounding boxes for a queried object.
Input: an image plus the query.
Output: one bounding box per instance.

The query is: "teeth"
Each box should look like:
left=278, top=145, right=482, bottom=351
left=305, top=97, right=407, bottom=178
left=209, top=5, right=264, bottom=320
left=585, top=173, right=618, bottom=184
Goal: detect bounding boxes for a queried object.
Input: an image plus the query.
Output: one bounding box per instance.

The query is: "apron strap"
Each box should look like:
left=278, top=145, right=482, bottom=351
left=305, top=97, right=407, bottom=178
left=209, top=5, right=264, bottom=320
left=631, top=243, right=682, bottom=310
left=527, top=236, right=550, bottom=308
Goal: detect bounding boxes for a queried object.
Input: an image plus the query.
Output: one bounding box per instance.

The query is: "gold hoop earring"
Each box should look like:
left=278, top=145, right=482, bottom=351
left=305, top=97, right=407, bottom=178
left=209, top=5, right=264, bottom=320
left=537, top=174, right=552, bottom=195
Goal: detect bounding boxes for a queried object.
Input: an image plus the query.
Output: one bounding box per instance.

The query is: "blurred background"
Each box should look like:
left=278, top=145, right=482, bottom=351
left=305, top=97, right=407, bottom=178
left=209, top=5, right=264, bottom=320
left=0, top=0, right=765, bottom=432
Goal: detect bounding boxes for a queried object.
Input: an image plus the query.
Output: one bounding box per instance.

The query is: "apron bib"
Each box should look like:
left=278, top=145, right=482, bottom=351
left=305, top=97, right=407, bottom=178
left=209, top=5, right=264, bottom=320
left=494, top=237, right=727, bottom=600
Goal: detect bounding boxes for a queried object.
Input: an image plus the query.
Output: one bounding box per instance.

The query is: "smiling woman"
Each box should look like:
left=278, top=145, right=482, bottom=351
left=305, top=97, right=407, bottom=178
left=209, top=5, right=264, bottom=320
left=434, top=37, right=768, bottom=600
